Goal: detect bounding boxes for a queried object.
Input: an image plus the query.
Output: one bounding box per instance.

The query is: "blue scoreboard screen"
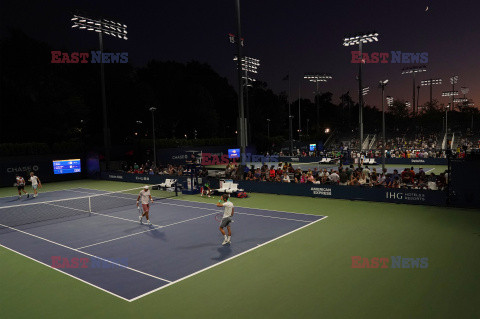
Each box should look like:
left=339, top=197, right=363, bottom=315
left=53, top=159, right=81, bottom=174
left=228, top=148, right=240, bottom=159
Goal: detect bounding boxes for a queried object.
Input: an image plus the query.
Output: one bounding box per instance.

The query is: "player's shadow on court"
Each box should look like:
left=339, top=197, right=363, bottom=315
left=145, top=227, right=167, bottom=241
left=211, top=245, right=232, bottom=261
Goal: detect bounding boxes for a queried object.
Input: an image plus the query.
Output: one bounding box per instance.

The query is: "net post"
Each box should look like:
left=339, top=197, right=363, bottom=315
left=175, top=181, right=178, bottom=197
left=88, top=196, right=92, bottom=214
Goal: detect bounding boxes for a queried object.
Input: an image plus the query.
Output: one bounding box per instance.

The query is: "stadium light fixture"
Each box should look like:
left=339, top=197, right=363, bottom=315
left=442, top=91, right=459, bottom=97
left=70, top=13, right=128, bottom=169
left=386, top=96, right=394, bottom=107
left=233, top=55, right=260, bottom=147
left=361, top=87, right=370, bottom=96
left=421, top=78, right=442, bottom=106
left=343, top=31, right=379, bottom=151
left=406, top=101, right=411, bottom=108
left=401, top=65, right=427, bottom=117
left=304, top=73, right=333, bottom=133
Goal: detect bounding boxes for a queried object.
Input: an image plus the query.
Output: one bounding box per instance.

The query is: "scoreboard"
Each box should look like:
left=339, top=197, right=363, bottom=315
left=53, top=159, right=81, bottom=175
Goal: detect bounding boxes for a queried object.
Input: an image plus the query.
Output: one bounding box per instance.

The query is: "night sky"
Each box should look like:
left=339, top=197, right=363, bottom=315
left=1, top=0, right=479, bottom=110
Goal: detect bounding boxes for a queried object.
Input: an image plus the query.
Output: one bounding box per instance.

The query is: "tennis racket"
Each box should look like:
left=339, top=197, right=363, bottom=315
left=215, top=213, right=223, bottom=223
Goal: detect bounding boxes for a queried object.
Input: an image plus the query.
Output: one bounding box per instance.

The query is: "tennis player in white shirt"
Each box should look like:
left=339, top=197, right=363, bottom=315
left=28, top=172, right=42, bottom=198
left=137, top=185, right=153, bottom=225
left=216, top=194, right=234, bottom=245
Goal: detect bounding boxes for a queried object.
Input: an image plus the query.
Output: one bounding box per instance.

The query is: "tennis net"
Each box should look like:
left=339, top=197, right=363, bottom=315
left=0, top=184, right=178, bottom=229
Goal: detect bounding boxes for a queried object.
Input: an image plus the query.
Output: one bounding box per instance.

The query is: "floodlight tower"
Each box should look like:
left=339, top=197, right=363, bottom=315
left=420, top=78, right=442, bottom=107
left=450, top=76, right=459, bottom=110
left=401, top=65, right=427, bottom=117
left=442, top=91, right=458, bottom=134
left=386, top=96, right=394, bottom=107
left=71, top=14, right=128, bottom=169
left=233, top=55, right=260, bottom=145
left=379, top=80, right=389, bottom=172
left=303, top=73, right=332, bottom=134
left=460, top=87, right=470, bottom=108
left=343, top=32, right=379, bottom=151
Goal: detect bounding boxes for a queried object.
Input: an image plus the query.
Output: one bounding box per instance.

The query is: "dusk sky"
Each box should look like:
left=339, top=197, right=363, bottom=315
left=1, top=0, right=478, bottom=110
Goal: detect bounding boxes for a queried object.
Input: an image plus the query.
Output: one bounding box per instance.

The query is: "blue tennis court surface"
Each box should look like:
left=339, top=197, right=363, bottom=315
left=0, top=188, right=326, bottom=301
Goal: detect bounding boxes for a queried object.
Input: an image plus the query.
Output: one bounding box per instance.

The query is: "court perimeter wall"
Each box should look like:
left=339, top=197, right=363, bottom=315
left=100, top=171, right=446, bottom=207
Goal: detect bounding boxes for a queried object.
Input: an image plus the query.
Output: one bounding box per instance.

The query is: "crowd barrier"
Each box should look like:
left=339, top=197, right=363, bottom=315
left=101, top=171, right=446, bottom=206
left=237, top=181, right=446, bottom=206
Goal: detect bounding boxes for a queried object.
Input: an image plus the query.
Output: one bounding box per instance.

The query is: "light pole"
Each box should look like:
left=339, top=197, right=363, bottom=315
left=420, top=78, right=442, bottom=107
left=442, top=90, right=458, bottom=133
left=401, top=65, right=427, bottom=117
left=298, top=83, right=302, bottom=139
left=343, top=32, right=379, bottom=151
left=149, top=107, right=157, bottom=166
left=445, top=104, right=450, bottom=142
left=417, top=85, right=421, bottom=113
left=266, top=119, right=270, bottom=138
left=233, top=0, right=246, bottom=162
left=379, top=80, right=389, bottom=172
left=71, top=14, right=127, bottom=169
left=303, top=73, right=332, bottom=135
left=460, top=87, right=470, bottom=108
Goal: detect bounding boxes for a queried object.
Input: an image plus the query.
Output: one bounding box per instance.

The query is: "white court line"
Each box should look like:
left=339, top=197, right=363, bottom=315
left=0, top=244, right=130, bottom=302
left=0, top=188, right=74, bottom=200
left=76, top=187, right=323, bottom=217
left=128, top=215, right=329, bottom=302
left=0, top=222, right=172, bottom=283
left=76, top=212, right=216, bottom=250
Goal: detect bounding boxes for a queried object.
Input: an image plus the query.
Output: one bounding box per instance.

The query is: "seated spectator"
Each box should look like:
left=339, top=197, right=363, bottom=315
left=282, top=172, right=291, bottom=183
left=329, top=170, right=340, bottom=184
left=427, top=173, right=438, bottom=190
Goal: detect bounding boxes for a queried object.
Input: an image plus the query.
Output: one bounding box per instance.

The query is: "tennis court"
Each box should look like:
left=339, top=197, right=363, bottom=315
left=0, top=186, right=326, bottom=301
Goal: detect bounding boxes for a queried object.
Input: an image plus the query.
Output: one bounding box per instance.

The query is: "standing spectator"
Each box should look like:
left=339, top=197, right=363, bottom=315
left=339, top=168, right=348, bottom=185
